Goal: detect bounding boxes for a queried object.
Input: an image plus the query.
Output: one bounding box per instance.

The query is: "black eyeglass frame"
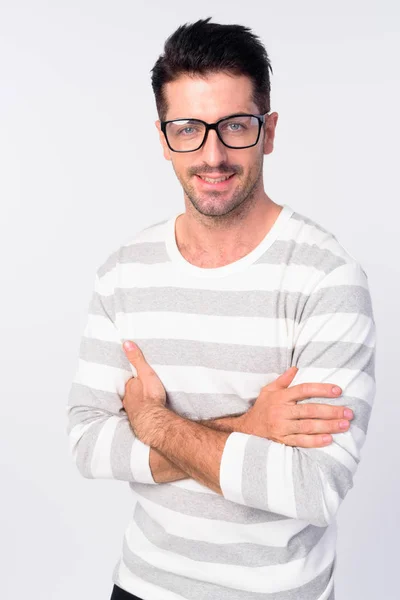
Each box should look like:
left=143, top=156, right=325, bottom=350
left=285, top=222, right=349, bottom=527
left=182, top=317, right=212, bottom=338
left=160, top=113, right=269, bottom=153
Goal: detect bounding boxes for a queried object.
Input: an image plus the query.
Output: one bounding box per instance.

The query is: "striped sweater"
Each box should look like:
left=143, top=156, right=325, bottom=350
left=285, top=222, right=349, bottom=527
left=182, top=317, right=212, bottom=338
left=66, top=203, right=376, bottom=600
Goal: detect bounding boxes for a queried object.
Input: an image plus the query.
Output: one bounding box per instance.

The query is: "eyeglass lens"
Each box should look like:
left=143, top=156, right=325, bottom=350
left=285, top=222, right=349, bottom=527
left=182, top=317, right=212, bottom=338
left=165, top=116, right=260, bottom=151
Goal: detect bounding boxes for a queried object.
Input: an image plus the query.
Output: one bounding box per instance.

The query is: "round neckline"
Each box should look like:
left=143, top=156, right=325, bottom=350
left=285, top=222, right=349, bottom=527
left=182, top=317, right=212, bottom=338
left=165, top=204, right=294, bottom=278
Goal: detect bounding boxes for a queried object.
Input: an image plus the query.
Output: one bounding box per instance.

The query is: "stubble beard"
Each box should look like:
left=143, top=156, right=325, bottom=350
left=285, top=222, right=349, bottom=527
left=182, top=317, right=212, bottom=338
left=178, top=155, right=264, bottom=220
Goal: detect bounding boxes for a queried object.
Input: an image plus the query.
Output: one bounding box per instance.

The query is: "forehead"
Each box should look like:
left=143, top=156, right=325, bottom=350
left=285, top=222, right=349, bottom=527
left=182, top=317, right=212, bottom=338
left=164, top=72, right=258, bottom=121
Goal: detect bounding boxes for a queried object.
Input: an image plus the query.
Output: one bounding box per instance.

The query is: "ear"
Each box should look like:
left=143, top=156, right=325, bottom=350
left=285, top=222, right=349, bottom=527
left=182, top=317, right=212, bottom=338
left=155, top=120, right=172, bottom=162
left=263, top=112, right=278, bottom=156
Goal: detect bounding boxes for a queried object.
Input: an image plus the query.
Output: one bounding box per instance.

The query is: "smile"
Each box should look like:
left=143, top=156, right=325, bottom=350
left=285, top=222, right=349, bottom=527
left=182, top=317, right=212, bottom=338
left=196, top=173, right=236, bottom=187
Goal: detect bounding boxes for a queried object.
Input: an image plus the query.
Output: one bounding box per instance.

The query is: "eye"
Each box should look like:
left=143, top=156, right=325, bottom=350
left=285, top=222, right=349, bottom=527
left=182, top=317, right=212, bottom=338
left=228, top=123, right=243, bottom=131
left=179, top=127, right=192, bottom=135
left=177, top=126, right=200, bottom=136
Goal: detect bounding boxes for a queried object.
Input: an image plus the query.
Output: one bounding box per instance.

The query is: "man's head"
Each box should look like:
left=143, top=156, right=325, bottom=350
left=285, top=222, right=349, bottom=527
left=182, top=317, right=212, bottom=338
left=151, top=17, right=278, bottom=219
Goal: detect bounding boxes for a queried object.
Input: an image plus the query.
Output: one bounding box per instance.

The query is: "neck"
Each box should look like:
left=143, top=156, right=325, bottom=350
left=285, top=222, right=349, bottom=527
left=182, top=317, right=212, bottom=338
left=175, top=194, right=283, bottom=269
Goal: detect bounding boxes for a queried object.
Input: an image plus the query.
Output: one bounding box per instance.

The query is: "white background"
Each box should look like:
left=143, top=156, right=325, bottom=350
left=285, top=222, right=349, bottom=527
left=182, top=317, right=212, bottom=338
left=1, top=1, right=399, bottom=598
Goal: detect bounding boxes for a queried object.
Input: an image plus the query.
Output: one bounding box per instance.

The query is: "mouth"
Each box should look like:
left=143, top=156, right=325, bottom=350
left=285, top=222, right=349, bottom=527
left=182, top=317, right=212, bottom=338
left=195, top=173, right=236, bottom=188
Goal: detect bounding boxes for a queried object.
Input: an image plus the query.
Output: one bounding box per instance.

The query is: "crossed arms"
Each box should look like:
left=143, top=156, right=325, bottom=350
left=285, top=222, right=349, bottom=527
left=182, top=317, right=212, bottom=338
left=67, top=261, right=376, bottom=527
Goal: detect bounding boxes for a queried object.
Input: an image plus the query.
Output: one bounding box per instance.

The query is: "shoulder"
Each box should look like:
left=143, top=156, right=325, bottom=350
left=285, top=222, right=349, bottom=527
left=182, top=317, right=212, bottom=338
left=288, top=207, right=369, bottom=282
left=95, top=216, right=171, bottom=289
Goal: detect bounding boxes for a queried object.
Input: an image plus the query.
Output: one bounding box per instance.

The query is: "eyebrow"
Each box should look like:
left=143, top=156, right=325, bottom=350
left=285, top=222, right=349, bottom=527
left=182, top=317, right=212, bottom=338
left=171, top=112, right=254, bottom=122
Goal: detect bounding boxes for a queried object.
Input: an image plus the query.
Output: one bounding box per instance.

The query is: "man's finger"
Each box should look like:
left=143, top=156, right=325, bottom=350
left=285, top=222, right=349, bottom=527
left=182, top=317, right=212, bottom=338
left=262, top=366, right=298, bottom=392
left=122, top=340, right=153, bottom=378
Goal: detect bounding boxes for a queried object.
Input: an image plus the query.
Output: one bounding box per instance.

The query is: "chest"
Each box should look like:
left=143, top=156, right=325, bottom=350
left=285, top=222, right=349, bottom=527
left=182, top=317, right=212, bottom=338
left=115, top=284, right=297, bottom=419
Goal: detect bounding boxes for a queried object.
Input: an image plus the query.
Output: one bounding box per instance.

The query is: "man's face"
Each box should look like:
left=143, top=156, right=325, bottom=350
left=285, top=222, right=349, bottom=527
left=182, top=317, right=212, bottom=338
left=155, top=72, right=278, bottom=218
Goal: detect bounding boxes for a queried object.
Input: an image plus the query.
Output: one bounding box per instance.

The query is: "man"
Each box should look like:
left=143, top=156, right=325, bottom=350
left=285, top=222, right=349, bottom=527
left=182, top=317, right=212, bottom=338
left=67, top=17, right=376, bottom=600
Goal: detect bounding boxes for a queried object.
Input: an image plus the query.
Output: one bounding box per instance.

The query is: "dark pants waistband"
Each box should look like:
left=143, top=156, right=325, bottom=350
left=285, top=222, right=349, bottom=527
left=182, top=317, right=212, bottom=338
left=110, top=584, right=143, bottom=600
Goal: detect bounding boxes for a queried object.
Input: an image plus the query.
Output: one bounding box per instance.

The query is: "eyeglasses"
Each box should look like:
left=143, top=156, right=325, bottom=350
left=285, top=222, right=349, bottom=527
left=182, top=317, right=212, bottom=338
left=160, top=113, right=268, bottom=153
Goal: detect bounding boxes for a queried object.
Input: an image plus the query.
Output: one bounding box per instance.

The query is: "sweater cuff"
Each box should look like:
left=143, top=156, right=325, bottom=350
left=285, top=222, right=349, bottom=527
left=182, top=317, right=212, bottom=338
left=131, top=438, right=156, bottom=484
left=219, top=431, right=252, bottom=503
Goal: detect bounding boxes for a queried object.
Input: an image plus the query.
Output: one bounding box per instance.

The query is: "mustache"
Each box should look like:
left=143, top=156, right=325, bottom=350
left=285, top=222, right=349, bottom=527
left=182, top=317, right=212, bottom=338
left=188, top=165, right=242, bottom=175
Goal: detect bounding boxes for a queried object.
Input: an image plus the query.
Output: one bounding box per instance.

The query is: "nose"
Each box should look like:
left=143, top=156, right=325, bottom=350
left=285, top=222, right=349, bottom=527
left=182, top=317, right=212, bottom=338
left=199, top=128, right=228, bottom=164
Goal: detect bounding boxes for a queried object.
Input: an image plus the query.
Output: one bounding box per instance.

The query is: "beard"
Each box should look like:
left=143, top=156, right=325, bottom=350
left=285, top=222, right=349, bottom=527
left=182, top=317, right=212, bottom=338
left=174, top=152, right=264, bottom=220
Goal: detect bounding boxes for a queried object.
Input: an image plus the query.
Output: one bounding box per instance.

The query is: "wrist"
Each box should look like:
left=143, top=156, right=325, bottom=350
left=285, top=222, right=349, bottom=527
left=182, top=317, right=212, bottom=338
left=133, top=405, right=170, bottom=445
left=198, top=414, right=246, bottom=433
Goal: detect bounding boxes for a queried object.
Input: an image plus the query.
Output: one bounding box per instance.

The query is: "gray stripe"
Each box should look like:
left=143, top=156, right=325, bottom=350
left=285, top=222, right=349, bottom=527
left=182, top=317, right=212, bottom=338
left=290, top=211, right=333, bottom=235
left=124, top=337, right=288, bottom=374
left=119, top=241, right=171, bottom=265
left=78, top=336, right=131, bottom=371
left=292, top=447, right=354, bottom=528
left=115, top=283, right=372, bottom=320
left=300, top=284, right=373, bottom=321
left=292, top=450, right=328, bottom=526
left=109, top=418, right=135, bottom=480
left=97, top=249, right=119, bottom=278
left=130, top=482, right=286, bottom=524
left=167, top=390, right=248, bottom=420
left=80, top=334, right=373, bottom=380
left=254, top=239, right=346, bottom=272
left=89, top=289, right=116, bottom=322
left=121, top=534, right=335, bottom=599
left=75, top=418, right=107, bottom=478
left=298, top=447, right=354, bottom=500
left=133, top=501, right=326, bottom=566
left=117, top=286, right=304, bottom=318
left=67, top=382, right=123, bottom=416
left=66, top=406, right=107, bottom=436
left=108, top=236, right=347, bottom=275
left=292, top=339, right=375, bottom=380
left=242, top=435, right=273, bottom=510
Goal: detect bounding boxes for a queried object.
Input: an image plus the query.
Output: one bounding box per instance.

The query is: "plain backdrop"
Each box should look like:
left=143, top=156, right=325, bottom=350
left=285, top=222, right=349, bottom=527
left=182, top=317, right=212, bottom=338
left=1, top=1, right=399, bottom=599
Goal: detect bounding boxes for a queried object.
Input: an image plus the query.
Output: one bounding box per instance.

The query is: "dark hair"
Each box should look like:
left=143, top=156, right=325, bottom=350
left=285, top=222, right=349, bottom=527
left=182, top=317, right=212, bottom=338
left=150, top=17, right=273, bottom=122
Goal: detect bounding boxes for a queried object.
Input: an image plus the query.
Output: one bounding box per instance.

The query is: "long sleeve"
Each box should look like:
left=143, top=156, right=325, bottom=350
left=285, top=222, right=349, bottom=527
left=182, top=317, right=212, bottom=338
left=66, top=265, right=156, bottom=484
left=219, top=261, right=376, bottom=527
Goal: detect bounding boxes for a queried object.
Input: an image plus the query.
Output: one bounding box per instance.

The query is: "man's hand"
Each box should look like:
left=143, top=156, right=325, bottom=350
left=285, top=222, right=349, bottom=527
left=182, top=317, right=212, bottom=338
left=240, top=366, right=354, bottom=447
left=122, top=340, right=167, bottom=438
left=122, top=340, right=244, bottom=483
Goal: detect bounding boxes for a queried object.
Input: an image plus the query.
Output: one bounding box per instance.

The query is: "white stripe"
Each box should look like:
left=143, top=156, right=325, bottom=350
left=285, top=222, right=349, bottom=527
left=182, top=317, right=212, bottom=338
left=131, top=438, right=155, bottom=484
left=116, top=311, right=293, bottom=347
left=90, top=415, right=120, bottom=478
left=150, top=364, right=278, bottom=397
left=84, top=314, right=122, bottom=342
left=68, top=419, right=98, bottom=461
left=168, top=478, right=218, bottom=494
left=219, top=432, right=248, bottom=506
left=295, top=312, right=375, bottom=347
left=290, top=367, right=376, bottom=406
left=313, top=431, right=359, bottom=474
left=317, top=261, right=366, bottom=288
left=318, top=467, right=341, bottom=522
left=266, top=442, right=297, bottom=518
left=124, top=514, right=337, bottom=593
left=131, top=490, right=310, bottom=546
left=74, top=358, right=131, bottom=397
left=104, top=262, right=352, bottom=294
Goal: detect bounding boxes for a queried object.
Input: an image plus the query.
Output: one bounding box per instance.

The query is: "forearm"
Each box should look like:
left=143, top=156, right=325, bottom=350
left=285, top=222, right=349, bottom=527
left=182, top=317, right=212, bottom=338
left=139, top=407, right=230, bottom=494
left=148, top=414, right=245, bottom=483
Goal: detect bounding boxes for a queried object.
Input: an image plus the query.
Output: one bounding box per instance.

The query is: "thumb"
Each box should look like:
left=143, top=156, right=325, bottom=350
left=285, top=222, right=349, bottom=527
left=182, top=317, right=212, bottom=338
left=122, top=341, right=152, bottom=378
left=263, top=366, right=298, bottom=392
